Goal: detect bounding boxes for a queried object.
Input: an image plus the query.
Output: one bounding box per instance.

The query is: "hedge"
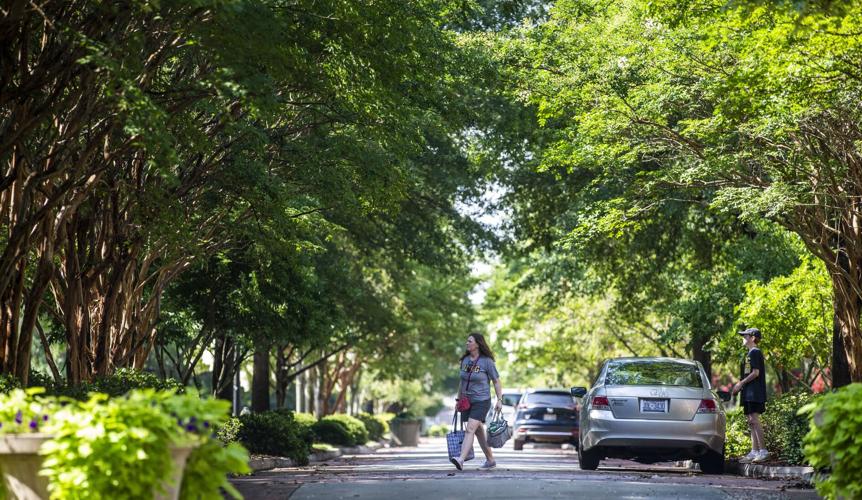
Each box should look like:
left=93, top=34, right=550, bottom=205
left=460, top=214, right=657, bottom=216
left=313, top=414, right=369, bottom=446
left=237, top=411, right=313, bottom=465
left=357, top=412, right=388, bottom=441
left=761, top=389, right=821, bottom=465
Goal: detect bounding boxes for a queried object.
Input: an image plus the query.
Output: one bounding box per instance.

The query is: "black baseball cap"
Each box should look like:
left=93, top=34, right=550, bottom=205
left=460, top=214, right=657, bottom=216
left=738, top=327, right=761, bottom=339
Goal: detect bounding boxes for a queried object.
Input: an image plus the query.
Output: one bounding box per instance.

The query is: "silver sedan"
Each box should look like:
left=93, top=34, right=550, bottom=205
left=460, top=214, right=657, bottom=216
left=571, top=357, right=728, bottom=474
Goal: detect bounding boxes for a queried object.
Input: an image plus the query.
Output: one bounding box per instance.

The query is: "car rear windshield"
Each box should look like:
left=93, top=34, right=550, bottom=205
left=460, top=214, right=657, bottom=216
left=524, top=392, right=573, bottom=406
left=605, top=361, right=703, bottom=387
left=502, top=393, right=522, bottom=406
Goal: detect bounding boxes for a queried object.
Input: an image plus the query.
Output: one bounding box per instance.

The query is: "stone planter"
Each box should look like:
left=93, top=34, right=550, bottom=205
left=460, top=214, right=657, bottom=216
left=389, top=419, right=421, bottom=447
left=0, top=433, right=195, bottom=500
left=0, top=433, right=52, bottom=500
left=155, top=443, right=196, bottom=500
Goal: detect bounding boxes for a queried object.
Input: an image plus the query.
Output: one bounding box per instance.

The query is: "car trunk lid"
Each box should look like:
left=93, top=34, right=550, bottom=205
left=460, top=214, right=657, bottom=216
left=603, top=386, right=705, bottom=421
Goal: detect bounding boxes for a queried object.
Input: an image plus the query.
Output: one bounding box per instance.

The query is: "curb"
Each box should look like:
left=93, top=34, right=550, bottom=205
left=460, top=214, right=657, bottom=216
left=249, top=442, right=385, bottom=473
left=726, top=460, right=815, bottom=482
left=677, top=459, right=815, bottom=483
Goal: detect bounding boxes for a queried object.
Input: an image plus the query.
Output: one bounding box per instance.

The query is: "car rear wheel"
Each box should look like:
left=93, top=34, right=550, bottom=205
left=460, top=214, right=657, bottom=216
left=577, top=443, right=600, bottom=470
left=513, top=439, right=524, bottom=451
left=697, top=449, right=725, bottom=474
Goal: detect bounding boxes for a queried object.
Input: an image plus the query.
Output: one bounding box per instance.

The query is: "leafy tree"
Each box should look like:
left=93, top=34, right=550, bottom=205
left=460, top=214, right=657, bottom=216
left=493, top=0, right=862, bottom=383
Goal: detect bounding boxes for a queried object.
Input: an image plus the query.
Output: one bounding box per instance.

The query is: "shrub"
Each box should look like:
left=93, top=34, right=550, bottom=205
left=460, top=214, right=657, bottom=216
left=761, top=389, right=821, bottom=465
left=313, top=414, right=369, bottom=447
left=0, top=373, right=21, bottom=394
left=357, top=412, right=387, bottom=441
left=49, top=368, right=184, bottom=400
left=216, top=416, right=242, bottom=444
left=237, top=410, right=313, bottom=465
left=801, top=383, right=862, bottom=500
left=426, top=423, right=448, bottom=437
left=291, top=411, right=318, bottom=440
left=724, top=407, right=750, bottom=458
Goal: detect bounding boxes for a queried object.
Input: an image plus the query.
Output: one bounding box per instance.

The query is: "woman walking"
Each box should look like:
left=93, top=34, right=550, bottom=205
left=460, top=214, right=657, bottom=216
left=451, top=332, right=503, bottom=471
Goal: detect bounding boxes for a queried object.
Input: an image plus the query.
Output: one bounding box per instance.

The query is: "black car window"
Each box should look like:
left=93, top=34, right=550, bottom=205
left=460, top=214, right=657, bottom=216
left=502, top=394, right=522, bottom=406
left=605, top=362, right=703, bottom=387
left=524, top=392, right=574, bottom=406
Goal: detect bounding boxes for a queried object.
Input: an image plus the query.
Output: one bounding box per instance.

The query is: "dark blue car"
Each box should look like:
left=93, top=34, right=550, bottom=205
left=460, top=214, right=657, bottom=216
left=513, top=389, right=579, bottom=451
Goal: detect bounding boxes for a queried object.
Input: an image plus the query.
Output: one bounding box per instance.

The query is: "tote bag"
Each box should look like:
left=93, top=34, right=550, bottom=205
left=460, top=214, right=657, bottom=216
left=446, top=410, right=475, bottom=461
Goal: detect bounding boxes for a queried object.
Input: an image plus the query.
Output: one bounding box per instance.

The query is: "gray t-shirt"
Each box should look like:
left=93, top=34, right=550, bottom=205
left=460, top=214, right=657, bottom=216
left=460, top=356, right=499, bottom=402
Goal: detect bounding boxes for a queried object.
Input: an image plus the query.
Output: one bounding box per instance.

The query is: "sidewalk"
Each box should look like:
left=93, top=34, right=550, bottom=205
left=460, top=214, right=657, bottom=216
left=248, top=442, right=385, bottom=472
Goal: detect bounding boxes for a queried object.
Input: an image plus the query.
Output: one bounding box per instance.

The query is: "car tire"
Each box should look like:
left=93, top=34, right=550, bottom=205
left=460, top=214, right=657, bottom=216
left=577, top=443, right=600, bottom=470
left=697, top=449, right=725, bottom=475
left=513, top=439, right=524, bottom=451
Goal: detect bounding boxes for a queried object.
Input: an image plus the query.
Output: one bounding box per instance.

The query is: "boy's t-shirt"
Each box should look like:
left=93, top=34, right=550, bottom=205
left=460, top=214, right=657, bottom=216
left=739, top=347, right=767, bottom=403
left=460, top=356, right=499, bottom=402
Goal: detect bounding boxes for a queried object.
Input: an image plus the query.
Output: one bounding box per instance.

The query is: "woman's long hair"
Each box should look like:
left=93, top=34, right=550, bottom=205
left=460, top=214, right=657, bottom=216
left=461, top=332, right=495, bottom=361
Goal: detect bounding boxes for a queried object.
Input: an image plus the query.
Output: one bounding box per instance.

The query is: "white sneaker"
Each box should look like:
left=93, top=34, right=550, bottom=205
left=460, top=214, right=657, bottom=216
left=752, top=450, right=770, bottom=463
left=739, top=451, right=757, bottom=463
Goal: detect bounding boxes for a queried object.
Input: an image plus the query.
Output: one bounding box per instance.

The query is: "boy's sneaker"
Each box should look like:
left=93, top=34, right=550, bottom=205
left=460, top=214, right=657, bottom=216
left=480, top=460, right=497, bottom=470
left=449, top=457, right=463, bottom=470
left=739, top=451, right=758, bottom=463
left=752, top=450, right=770, bottom=463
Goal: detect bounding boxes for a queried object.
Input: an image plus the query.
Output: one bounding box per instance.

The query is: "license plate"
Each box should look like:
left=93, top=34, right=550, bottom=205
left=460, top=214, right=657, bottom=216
left=543, top=414, right=556, bottom=421
left=640, top=399, right=667, bottom=413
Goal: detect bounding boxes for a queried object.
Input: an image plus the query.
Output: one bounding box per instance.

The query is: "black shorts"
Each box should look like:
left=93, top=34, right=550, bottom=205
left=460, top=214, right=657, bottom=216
left=743, top=401, right=766, bottom=415
left=461, top=399, right=492, bottom=423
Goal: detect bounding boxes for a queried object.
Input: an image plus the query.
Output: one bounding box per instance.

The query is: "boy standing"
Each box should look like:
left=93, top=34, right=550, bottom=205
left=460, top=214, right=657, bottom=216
left=732, top=327, right=769, bottom=463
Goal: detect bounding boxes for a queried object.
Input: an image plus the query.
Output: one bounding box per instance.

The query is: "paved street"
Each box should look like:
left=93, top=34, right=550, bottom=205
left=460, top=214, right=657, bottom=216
left=230, top=438, right=820, bottom=499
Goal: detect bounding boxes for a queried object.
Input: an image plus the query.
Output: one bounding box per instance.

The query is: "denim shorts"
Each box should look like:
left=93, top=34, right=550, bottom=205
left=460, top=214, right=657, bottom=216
left=461, top=399, right=492, bottom=423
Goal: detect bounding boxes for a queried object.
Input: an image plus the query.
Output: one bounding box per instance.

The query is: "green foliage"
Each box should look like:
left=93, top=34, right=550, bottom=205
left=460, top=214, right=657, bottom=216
left=801, top=383, right=862, bottom=499
left=34, top=390, right=237, bottom=499
left=0, top=388, right=58, bottom=434
left=0, top=374, right=21, bottom=394
left=761, top=390, right=821, bottom=465
left=724, top=407, right=751, bottom=458
left=50, top=369, right=184, bottom=400
left=180, top=439, right=249, bottom=500
left=215, top=417, right=242, bottom=444
left=237, top=411, right=312, bottom=465
left=357, top=412, right=388, bottom=441
left=313, top=414, right=369, bottom=447
left=721, top=257, right=832, bottom=390
left=426, top=423, right=449, bottom=437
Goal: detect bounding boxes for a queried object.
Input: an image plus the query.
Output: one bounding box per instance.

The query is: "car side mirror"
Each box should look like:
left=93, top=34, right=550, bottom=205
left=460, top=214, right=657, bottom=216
left=571, top=387, right=587, bottom=398
left=717, top=390, right=731, bottom=402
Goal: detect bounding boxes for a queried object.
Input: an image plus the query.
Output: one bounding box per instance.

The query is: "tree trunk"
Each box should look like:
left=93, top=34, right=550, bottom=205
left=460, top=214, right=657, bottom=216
left=691, top=334, right=712, bottom=382
left=252, top=345, right=271, bottom=413
left=831, top=284, right=859, bottom=387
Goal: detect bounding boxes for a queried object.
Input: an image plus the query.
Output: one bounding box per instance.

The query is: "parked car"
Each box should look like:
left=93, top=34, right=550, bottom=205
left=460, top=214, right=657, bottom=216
left=572, top=357, right=729, bottom=474
left=512, top=389, right=579, bottom=451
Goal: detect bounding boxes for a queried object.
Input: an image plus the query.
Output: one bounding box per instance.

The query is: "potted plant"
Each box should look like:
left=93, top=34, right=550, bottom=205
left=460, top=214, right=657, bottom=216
left=0, top=388, right=249, bottom=500
left=389, top=411, right=422, bottom=447
left=0, top=388, right=57, bottom=499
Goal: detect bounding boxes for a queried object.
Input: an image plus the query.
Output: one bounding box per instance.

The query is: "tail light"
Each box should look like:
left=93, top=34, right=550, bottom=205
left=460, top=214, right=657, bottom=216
left=592, top=396, right=611, bottom=411
left=517, top=427, right=526, bottom=433
left=697, top=399, right=719, bottom=414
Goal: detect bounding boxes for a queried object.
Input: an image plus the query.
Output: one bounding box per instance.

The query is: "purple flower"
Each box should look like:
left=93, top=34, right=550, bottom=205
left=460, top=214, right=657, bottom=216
left=203, top=421, right=210, bottom=428
left=14, top=411, right=22, bottom=424
left=29, top=420, right=38, bottom=431
left=189, top=416, right=197, bottom=423
left=185, top=424, right=198, bottom=433
left=42, top=414, right=49, bottom=422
